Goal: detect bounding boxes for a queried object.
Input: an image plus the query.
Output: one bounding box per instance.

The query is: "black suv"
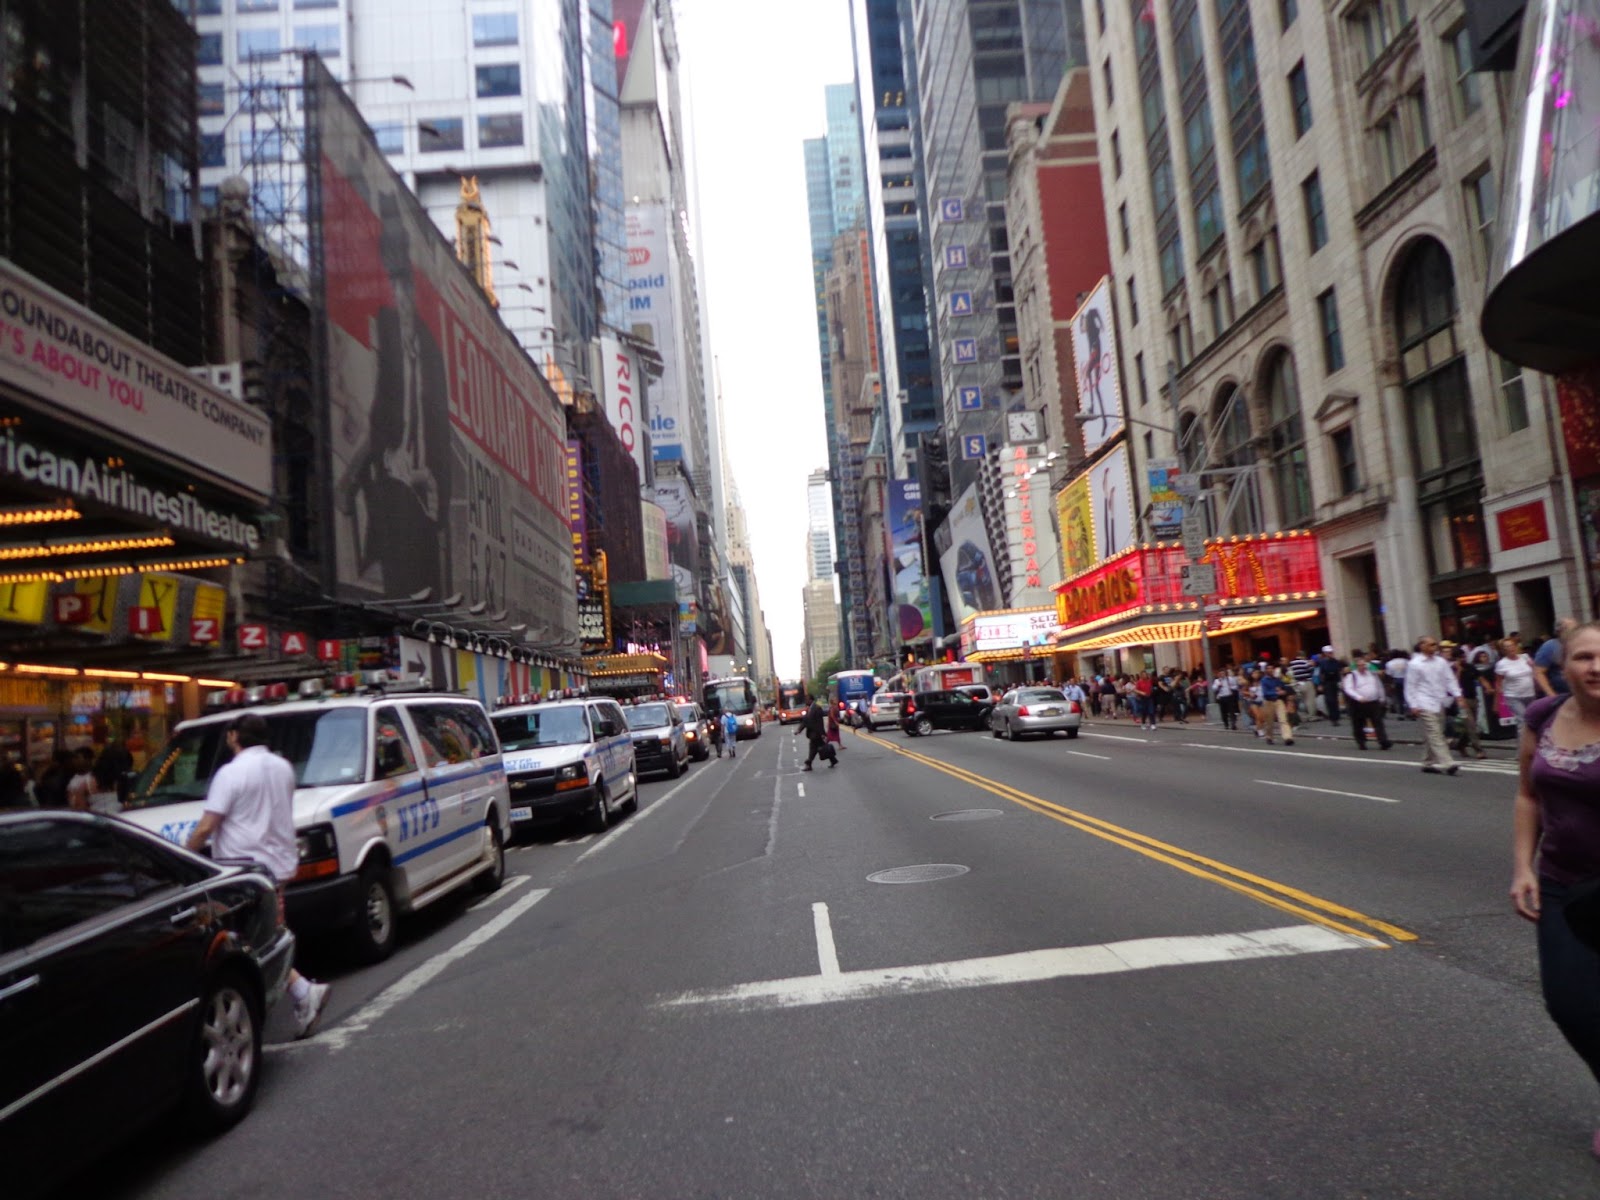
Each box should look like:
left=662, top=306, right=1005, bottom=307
left=899, top=689, right=995, bottom=736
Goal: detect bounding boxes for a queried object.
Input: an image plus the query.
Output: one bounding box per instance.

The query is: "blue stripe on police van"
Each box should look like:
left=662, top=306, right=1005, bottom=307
left=392, top=819, right=485, bottom=866
left=328, top=761, right=501, bottom=818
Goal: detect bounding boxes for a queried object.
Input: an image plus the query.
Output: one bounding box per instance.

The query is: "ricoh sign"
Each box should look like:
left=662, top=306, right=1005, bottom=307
left=0, top=258, right=272, bottom=501
left=599, top=336, right=647, bottom=480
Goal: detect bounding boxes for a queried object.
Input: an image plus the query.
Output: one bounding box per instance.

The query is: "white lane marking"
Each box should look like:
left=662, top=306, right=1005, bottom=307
left=570, top=769, right=695, bottom=867
left=812, top=902, right=840, bottom=977
left=797, top=781, right=806, bottom=797
left=765, top=749, right=785, bottom=857
left=659, top=924, right=1380, bottom=1013
left=1080, top=732, right=1152, bottom=744
left=559, top=834, right=594, bottom=846
left=1067, top=750, right=1111, bottom=760
left=1184, top=742, right=1517, bottom=773
left=467, top=874, right=531, bottom=911
left=307, top=887, right=552, bottom=1052
left=1254, top=779, right=1400, bottom=805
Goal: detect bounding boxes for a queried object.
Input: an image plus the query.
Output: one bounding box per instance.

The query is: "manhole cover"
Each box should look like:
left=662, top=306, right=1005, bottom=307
left=930, top=809, right=1004, bottom=822
left=867, top=863, right=971, bottom=884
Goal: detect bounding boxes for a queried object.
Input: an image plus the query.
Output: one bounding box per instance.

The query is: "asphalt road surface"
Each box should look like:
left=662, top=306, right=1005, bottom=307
left=72, top=717, right=1600, bottom=1199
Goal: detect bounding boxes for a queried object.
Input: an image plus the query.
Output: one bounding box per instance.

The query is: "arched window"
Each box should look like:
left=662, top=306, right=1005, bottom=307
left=1264, top=352, right=1311, bottom=527
left=1210, top=385, right=1262, bottom=534
left=1393, top=238, right=1486, bottom=581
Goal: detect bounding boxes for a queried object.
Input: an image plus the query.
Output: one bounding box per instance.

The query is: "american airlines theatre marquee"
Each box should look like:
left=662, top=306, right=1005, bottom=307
left=0, top=258, right=270, bottom=663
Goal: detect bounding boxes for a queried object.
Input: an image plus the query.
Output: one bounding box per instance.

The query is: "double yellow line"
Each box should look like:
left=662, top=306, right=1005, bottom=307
left=854, top=730, right=1417, bottom=946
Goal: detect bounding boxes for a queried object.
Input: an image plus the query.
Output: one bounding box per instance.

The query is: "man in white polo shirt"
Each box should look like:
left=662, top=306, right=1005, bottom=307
left=1404, top=635, right=1462, bottom=776
left=187, top=712, right=331, bottom=1039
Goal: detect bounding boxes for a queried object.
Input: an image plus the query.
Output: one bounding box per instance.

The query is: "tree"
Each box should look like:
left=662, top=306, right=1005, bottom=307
left=808, top=654, right=842, bottom=701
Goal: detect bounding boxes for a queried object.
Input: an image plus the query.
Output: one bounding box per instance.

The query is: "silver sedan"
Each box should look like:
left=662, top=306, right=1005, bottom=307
left=989, top=687, right=1084, bottom=740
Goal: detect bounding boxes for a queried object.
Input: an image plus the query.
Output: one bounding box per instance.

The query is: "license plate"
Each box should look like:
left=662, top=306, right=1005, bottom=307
left=1038, top=708, right=1061, bottom=716
left=510, top=806, right=532, bottom=821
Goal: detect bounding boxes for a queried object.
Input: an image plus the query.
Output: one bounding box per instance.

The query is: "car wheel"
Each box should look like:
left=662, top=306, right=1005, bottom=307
left=348, top=860, right=397, bottom=964
left=667, top=752, right=683, bottom=779
left=1067, top=727, right=1080, bottom=739
left=915, top=716, right=933, bottom=737
left=1005, top=721, right=1017, bottom=742
left=623, top=771, right=640, bottom=813
left=587, top=782, right=611, bottom=834
left=472, top=820, right=505, bottom=894
left=182, top=971, right=261, bottom=1134
left=990, top=720, right=1002, bottom=738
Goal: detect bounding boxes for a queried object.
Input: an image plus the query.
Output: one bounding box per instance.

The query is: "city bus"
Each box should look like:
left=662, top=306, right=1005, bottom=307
left=777, top=680, right=809, bottom=724
left=703, top=675, right=762, bottom=740
left=827, top=669, right=880, bottom=725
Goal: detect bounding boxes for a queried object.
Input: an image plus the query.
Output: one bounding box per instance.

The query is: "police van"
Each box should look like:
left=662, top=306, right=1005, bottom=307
left=489, top=696, right=636, bottom=834
left=120, top=680, right=510, bottom=963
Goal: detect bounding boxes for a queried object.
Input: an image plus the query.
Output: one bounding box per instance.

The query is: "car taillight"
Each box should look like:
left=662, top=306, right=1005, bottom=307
left=1069, top=701, right=1081, bottom=713
left=905, top=701, right=916, bottom=715
left=1017, top=706, right=1030, bottom=717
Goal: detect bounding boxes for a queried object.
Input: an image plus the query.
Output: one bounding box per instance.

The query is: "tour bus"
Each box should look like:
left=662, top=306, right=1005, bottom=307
left=828, top=669, right=880, bottom=725
left=776, top=680, right=809, bottom=724
left=913, top=662, right=982, bottom=693
left=703, top=675, right=762, bottom=739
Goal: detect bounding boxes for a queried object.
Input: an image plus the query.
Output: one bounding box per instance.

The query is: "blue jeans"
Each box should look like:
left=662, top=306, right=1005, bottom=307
left=1538, top=878, right=1600, bottom=1088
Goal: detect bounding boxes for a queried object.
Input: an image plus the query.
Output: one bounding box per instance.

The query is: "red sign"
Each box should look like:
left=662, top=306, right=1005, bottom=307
left=54, top=594, right=91, bottom=625
left=281, top=631, right=310, bottom=656
left=190, top=617, right=220, bottom=644
left=1205, top=612, right=1223, bottom=632
left=317, top=639, right=342, bottom=662
left=1495, top=500, right=1551, bottom=552
left=128, top=607, right=162, bottom=635
left=238, top=623, right=268, bottom=652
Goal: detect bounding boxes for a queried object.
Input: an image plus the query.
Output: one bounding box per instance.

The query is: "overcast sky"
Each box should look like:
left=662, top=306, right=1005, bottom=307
left=678, top=0, right=856, bottom=679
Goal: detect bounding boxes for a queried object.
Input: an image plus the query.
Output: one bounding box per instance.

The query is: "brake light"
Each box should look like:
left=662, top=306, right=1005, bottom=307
left=1017, top=706, right=1030, bottom=717
left=905, top=700, right=916, bottom=715
left=1069, top=701, right=1081, bottom=714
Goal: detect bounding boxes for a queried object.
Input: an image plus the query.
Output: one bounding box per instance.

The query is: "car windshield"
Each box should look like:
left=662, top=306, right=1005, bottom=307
left=1018, top=689, right=1067, bottom=703
left=492, top=707, right=590, bottom=751
left=626, top=704, right=672, bottom=730
left=673, top=705, right=698, bottom=723
left=874, top=693, right=905, bottom=704
left=127, top=708, right=369, bottom=808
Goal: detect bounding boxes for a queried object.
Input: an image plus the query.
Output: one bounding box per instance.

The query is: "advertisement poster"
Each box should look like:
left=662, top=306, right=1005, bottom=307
left=1057, top=471, right=1096, bottom=578
left=651, top=478, right=700, bottom=608
left=888, top=479, right=931, bottom=642
left=306, top=58, right=575, bottom=645
left=626, top=204, right=686, bottom=470
left=1146, top=457, right=1184, bottom=540
left=1089, top=443, right=1136, bottom=562
left=1071, top=276, right=1125, bottom=458
left=939, top=482, right=1000, bottom=625
left=598, top=335, right=648, bottom=481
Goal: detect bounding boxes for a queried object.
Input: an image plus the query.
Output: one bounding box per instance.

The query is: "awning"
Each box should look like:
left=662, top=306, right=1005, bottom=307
left=1053, top=608, right=1324, bottom=653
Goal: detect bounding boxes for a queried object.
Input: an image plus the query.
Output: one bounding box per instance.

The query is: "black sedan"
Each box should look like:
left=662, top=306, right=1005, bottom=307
left=899, top=689, right=995, bottom=736
left=0, top=811, right=296, bottom=1198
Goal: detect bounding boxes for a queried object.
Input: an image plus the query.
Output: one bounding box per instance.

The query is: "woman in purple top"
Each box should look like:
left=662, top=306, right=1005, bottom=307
left=1511, top=621, right=1600, bottom=1156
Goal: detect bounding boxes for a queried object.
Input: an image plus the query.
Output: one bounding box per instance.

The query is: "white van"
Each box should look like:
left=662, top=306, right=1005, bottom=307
left=120, top=686, right=510, bottom=963
left=490, top=697, right=637, bottom=834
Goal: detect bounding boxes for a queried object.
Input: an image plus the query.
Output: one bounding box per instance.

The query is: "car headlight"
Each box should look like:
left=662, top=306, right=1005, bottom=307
left=294, top=823, right=338, bottom=881
left=555, top=762, right=589, bottom=790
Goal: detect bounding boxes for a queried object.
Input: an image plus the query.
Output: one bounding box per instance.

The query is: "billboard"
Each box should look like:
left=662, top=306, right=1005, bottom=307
left=1057, top=471, right=1096, bottom=578
left=1089, top=443, right=1136, bottom=562
left=640, top=499, right=670, bottom=580
left=305, top=58, right=576, bottom=644
left=939, top=482, right=1000, bottom=626
left=1146, top=457, right=1184, bottom=540
left=650, top=477, right=699, bottom=607
left=888, top=479, right=931, bottom=642
left=1071, top=276, right=1125, bottom=457
left=626, top=204, right=686, bottom=468
left=598, top=335, right=647, bottom=480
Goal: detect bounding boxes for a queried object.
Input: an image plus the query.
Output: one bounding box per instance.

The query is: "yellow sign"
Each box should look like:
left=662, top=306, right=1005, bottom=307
left=190, top=583, right=227, bottom=645
left=1057, top=473, right=1096, bottom=579
left=132, top=574, right=181, bottom=641
left=73, top=577, right=118, bottom=634
left=0, top=580, right=49, bottom=625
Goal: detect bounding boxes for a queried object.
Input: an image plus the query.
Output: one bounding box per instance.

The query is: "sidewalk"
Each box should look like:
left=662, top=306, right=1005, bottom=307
left=1083, top=712, right=1520, bottom=754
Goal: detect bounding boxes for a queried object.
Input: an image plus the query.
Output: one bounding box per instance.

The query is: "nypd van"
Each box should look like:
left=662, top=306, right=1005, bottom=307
left=120, top=683, right=510, bottom=963
left=489, top=696, right=636, bottom=833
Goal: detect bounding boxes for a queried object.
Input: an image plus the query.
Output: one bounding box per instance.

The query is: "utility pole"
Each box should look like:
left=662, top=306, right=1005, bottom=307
left=1170, top=360, right=1216, bottom=720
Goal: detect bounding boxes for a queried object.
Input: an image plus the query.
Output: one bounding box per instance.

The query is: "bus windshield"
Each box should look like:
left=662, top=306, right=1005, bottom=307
left=703, top=678, right=757, bottom=717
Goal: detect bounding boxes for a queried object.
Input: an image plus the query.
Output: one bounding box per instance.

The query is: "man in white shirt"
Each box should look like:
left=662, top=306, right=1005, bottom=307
left=1340, top=650, right=1391, bottom=751
left=188, top=713, right=331, bottom=1038
left=1404, top=636, right=1462, bottom=775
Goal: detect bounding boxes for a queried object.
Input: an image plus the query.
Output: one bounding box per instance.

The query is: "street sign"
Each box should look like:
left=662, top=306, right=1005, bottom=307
left=1181, top=563, right=1217, bottom=596
left=962, top=433, right=989, bottom=461
left=957, top=385, right=983, bottom=411
left=1173, top=472, right=1201, bottom=498
left=1181, top=515, right=1206, bottom=561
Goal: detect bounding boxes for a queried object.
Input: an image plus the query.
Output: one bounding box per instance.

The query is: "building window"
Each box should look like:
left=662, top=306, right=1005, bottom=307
left=1288, top=62, right=1312, bottom=137
left=1220, top=0, right=1271, bottom=206
left=419, top=117, right=464, bottom=153
left=1465, top=167, right=1496, bottom=269
left=1103, top=58, right=1114, bottom=105
left=1449, top=25, right=1482, bottom=117
left=1136, top=353, right=1149, bottom=406
left=1111, top=129, right=1122, bottom=178
left=1498, top=355, right=1529, bottom=432
left=1118, top=202, right=1130, bottom=252
left=373, top=123, right=404, bottom=155
left=237, top=28, right=281, bottom=60
left=1205, top=280, right=1234, bottom=341
left=1128, top=276, right=1139, bottom=325
left=294, top=0, right=338, bottom=8
left=1265, top=352, right=1311, bottom=526
left=1318, top=287, right=1344, bottom=373
left=1395, top=238, right=1481, bottom=494
left=292, top=25, right=341, bottom=57
left=187, top=0, right=223, bottom=13
left=198, top=81, right=226, bottom=117
left=1248, top=229, right=1282, bottom=300
left=200, top=131, right=226, bottom=168
left=235, top=0, right=278, bottom=10
left=1280, top=0, right=1298, bottom=28
left=1331, top=426, right=1360, bottom=495
left=475, top=63, right=521, bottom=99
left=1303, top=172, right=1328, bottom=251
left=1097, top=0, right=1106, bottom=35
left=473, top=12, right=519, bottom=48
left=1349, top=0, right=1413, bottom=75
left=478, top=112, right=524, bottom=148
left=197, top=33, right=224, bottom=65
left=1212, top=387, right=1264, bottom=534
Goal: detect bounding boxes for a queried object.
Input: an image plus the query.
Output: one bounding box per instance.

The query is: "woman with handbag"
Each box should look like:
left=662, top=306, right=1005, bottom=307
left=1510, top=621, right=1600, bottom=1156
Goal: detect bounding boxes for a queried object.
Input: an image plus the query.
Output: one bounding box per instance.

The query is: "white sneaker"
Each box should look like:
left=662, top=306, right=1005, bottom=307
left=293, top=981, right=331, bottom=1040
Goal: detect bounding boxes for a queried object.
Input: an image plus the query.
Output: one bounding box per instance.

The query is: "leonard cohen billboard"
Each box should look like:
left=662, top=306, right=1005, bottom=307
left=305, top=57, right=576, bottom=645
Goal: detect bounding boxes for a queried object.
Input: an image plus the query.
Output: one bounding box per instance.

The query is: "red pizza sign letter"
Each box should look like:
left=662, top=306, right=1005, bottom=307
left=238, top=623, right=268, bottom=652
left=281, top=631, right=309, bottom=656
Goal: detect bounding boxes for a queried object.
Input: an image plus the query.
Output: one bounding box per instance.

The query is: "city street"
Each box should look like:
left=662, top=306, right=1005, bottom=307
left=73, top=718, right=1600, bottom=1199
